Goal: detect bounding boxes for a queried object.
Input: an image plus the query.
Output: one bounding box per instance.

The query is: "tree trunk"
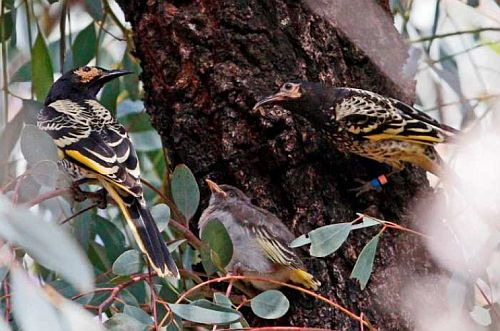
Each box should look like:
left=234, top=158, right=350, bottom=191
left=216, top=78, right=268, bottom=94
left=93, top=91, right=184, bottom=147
left=117, top=1, right=436, bottom=329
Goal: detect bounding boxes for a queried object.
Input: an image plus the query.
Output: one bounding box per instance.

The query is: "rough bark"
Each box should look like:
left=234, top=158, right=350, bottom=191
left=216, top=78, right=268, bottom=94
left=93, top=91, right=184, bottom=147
left=117, top=1, right=437, bottom=329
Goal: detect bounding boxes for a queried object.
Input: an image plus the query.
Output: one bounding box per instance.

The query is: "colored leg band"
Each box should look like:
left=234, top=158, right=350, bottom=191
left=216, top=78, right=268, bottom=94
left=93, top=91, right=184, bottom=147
left=370, top=175, right=388, bottom=188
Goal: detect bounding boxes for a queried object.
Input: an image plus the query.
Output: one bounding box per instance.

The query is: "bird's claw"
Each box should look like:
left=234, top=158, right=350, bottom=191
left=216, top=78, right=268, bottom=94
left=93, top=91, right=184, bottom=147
left=95, top=189, right=107, bottom=209
left=71, top=184, right=87, bottom=202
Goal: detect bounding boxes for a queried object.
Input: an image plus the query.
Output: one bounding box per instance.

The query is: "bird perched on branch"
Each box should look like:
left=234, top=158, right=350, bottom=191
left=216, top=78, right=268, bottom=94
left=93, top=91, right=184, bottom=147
left=199, top=179, right=320, bottom=291
left=254, top=82, right=458, bottom=194
left=37, top=66, right=179, bottom=278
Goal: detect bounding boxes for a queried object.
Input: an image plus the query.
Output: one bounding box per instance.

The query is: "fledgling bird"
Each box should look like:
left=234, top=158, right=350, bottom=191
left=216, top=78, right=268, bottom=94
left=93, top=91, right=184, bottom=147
left=254, top=82, right=458, bottom=193
left=37, top=66, right=179, bottom=278
left=199, top=179, right=320, bottom=291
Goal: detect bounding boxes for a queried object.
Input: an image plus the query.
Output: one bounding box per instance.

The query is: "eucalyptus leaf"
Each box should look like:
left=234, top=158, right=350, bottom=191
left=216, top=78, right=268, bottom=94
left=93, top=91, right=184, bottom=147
left=100, top=77, right=119, bottom=113
left=104, top=313, right=148, bottom=331
left=350, top=233, right=380, bottom=290
left=0, top=11, right=13, bottom=41
left=289, top=233, right=310, bottom=248
left=170, top=164, right=200, bottom=221
left=129, top=131, right=162, bottom=152
left=11, top=61, right=31, bottom=82
left=168, top=239, right=186, bottom=253
left=72, top=23, right=96, bottom=67
left=32, top=33, right=54, bottom=101
left=20, top=125, right=58, bottom=165
left=112, top=250, right=144, bottom=276
left=123, top=304, right=152, bottom=325
left=0, top=198, right=94, bottom=292
left=31, top=160, right=60, bottom=188
left=11, top=268, right=64, bottom=331
left=168, top=303, right=240, bottom=324
left=309, top=223, right=351, bottom=257
left=201, top=219, right=233, bottom=274
left=83, top=0, right=104, bottom=21
left=150, top=203, right=170, bottom=232
left=250, top=290, right=290, bottom=319
left=57, top=298, right=106, bottom=331
left=351, top=215, right=381, bottom=230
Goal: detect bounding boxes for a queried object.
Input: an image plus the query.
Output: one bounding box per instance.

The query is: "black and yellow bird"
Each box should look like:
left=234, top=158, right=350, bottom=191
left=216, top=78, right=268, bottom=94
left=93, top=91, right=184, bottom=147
left=200, top=179, right=320, bottom=290
left=254, top=82, right=458, bottom=193
left=37, top=66, right=179, bottom=278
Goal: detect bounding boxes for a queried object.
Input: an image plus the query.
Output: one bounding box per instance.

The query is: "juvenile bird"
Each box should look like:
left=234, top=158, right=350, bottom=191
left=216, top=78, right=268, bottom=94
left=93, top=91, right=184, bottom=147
left=37, top=66, right=179, bottom=278
left=199, top=179, right=320, bottom=291
left=254, top=82, right=458, bottom=193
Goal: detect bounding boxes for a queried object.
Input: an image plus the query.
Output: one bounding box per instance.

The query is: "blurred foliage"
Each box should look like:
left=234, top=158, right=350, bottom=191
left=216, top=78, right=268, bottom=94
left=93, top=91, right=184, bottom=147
left=0, top=0, right=498, bottom=330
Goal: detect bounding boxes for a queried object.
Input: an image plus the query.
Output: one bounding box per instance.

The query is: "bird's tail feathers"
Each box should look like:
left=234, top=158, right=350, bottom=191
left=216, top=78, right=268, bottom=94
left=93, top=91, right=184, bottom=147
left=99, top=179, right=179, bottom=278
left=289, top=269, right=321, bottom=290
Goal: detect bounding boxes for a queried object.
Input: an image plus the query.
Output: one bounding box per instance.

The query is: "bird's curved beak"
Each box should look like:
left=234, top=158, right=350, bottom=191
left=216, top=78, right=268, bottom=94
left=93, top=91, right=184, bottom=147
left=252, top=92, right=288, bottom=110
left=97, top=69, right=133, bottom=84
left=205, top=179, right=227, bottom=198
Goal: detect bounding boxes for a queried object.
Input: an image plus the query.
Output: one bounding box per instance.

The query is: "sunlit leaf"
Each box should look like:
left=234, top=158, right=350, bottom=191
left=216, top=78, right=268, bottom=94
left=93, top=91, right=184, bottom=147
left=350, top=233, right=380, bottom=290
left=0, top=198, right=94, bottom=292
left=168, top=303, right=240, bottom=324
left=250, top=290, right=290, bottom=319
left=112, top=249, right=144, bottom=276
left=11, top=268, right=64, bottom=331
left=72, top=23, right=96, bottom=67
left=201, top=219, right=233, bottom=275
left=32, top=33, right=54, bottom=101
left=351, top=215, right=381, bottom=230
left=309, top=223, right=351, bottom=257
left=170, top=164, right=200, bottom=221
left=0, top=11, right=13, bottom=41
left=20, top=125, right=58, bottom=166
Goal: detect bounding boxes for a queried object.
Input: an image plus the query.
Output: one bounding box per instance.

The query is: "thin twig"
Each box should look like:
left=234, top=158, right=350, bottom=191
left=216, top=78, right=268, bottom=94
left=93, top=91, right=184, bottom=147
left=412, top=27, right=500, bottom=43
left=59, top=0, right=68, bottom=72
left=1, top=0, right=9, bottom=129
left=24, top=188, right=72, bottom=208
left=3, top=278, right=10, bottom=322
left=175, top=275, right=376, bottom=331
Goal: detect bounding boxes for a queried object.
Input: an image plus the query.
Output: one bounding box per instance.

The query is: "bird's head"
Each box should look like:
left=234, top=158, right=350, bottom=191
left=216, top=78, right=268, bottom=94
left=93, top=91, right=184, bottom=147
left=253, top=81, right=328, bottom=113
left=46, top=66, right=131, bottom=102
left=205, top=179, right=250, bottom=207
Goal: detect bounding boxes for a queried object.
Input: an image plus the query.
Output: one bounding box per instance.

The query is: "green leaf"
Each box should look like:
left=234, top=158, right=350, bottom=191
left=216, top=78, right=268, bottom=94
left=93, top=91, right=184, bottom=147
left=100, top=77, right=119, bottom=113
left=289, top=233, right=310, bottom=248
left=309, top=223, right=351, bottom=257
left=0, top=198, right=94, bottom=292
left=351, top=215, right=381, bottom=230
left=20, top=125, right=58, bottom=165
left=31, top=160, right=60, bottom=188
left=83, top=0, right=104, bottom=21
left=170, top=164, right=200, bottom=221
left=11, top=268, right=64, bottom=331
left=350, top=233, right=380, bottom=290
left=112, top=250, right=144, bottom=276
left=168, top=239, right=186, bottom=253
left=168, top=303, right=240, bottom=324
left=11, top=61, right=31, bottom=82
left=0, top=11, right=13, bottom=42
left=150, top=203, right=170, bottom=232
left=213, top=293, right=232, bottom=308
left=123, top=304, right=152, bottom=325
left=72, top=23, right=96, bottom=67
left=250, top=290, right=289, bottom=319
left=201, top=219, right=233, bottom=274
left=93, top=216, right=126, bottom=263
left=129, top=131, right=162, bottom=152
left=104, top=313, right=148, bottom=331
left=16, top=175, right=41, bottom=204
left=32, top=33, right=54, bottom=101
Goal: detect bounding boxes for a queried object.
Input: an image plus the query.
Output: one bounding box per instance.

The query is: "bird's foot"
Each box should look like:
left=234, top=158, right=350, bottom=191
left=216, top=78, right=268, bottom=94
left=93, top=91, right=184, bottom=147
left=349, top=175, right=388, bottom=197
left=95, top=188, right=108, bottom=209
left=71, top=183, right=87, bottom=203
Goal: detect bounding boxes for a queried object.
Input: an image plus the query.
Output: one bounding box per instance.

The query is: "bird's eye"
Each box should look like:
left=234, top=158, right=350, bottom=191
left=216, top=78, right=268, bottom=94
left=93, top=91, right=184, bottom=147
left=283, top=83, right=295, bottom=91
left=82, top=66, right=91, bottom=72
left=228, top=191, right=236, bottom=198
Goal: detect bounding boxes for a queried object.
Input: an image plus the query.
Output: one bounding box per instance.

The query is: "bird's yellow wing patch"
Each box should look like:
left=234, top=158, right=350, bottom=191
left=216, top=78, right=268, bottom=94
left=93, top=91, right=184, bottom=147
left=65, top=149, right=118, bottom=175
left=365, top=133, right=443, bottom=145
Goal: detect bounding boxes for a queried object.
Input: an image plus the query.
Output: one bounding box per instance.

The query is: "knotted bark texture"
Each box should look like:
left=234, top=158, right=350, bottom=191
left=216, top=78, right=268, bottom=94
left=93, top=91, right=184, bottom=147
left=118, top=1, right=438, bottom=329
